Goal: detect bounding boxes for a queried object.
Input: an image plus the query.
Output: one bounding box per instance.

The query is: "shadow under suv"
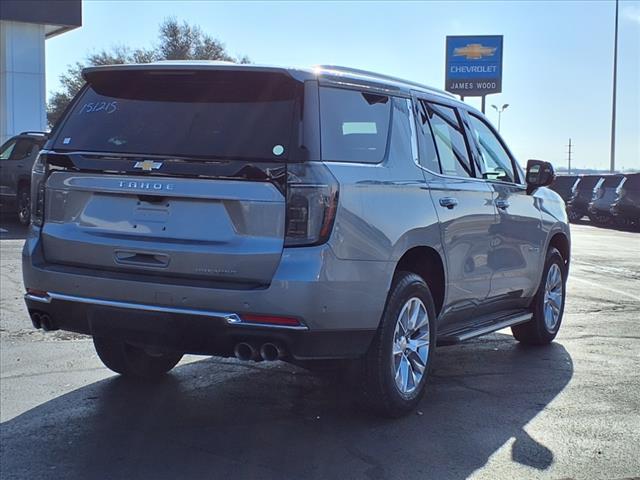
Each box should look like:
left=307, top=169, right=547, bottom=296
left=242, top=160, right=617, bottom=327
left=23, top=63, right=571, bottom=417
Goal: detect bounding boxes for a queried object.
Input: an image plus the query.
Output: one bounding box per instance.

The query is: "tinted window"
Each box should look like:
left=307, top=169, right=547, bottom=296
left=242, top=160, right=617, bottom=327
left=415, top=100, right=442, bottom=173
left=602, top=175, right=624, bottom=188
left=577, top=176, right=600, bottom=191
left=423, top=102, right=472, bottom=177
left=553, top=176, right=579, bottom=188
left=54, top=70, right=299, bottom=160
left=0, top=140, right=16, bottom=160
left=10, top=139, right=35, bottom=160
left=387, top=97, right=416, bottom=163
left=319, top=87, right=391, bottom=163
left=468, top=114, right=516, bottom=183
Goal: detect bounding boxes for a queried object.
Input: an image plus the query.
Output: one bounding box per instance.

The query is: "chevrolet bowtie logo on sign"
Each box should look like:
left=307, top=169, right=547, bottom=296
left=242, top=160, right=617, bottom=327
left=453, top=43, right=497, bottom=60
left=445, top=35, right=503, bottom=97
left=134, top=160, right=163, bottom=171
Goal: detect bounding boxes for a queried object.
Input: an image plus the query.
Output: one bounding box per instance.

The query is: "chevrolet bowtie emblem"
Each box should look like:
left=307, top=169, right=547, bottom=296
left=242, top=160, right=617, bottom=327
left=134, top=160, right=163, bottom=171
left=453, top=43, right=497, bottom=60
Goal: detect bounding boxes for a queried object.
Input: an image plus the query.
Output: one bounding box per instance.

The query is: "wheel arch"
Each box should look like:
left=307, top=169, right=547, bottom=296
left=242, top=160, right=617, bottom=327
left=548, top=230, right=571, bottom=272
left=393, top=246, right=446, bottom=317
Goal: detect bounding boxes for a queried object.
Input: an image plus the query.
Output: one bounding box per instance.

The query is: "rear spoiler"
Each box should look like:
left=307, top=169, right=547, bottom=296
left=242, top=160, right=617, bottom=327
left=82, top=62, right=306, bottom=83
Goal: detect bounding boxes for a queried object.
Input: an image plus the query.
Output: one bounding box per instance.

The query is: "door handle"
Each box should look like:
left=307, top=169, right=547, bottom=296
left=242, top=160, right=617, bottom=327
left=495, top=199, right=511, bottom=210
left=439, top=197, right=459, bottom=209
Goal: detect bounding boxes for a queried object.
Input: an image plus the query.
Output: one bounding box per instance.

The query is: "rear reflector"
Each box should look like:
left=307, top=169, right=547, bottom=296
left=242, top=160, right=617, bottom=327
left=26, top=288, right=48, bottom=297
left=241, top=314, right=302, bottom=327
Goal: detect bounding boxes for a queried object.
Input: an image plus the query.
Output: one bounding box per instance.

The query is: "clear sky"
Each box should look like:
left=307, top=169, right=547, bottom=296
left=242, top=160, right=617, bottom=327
left=45, top=0, right=639, bottom=171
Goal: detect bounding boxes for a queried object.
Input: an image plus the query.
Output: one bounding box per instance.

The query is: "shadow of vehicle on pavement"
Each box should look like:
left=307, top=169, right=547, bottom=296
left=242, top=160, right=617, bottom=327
left=0, top=334, right=572, bottom=479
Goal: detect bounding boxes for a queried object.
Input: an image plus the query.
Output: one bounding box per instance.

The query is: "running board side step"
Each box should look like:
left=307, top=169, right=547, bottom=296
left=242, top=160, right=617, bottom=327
left=437, top=312, right=532, bottom=346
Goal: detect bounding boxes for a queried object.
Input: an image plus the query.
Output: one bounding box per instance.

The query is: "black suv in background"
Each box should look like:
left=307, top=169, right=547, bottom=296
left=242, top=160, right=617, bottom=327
left=0, top=132, right=47, bottom=224
left=611, top=173, right=640, bottom=228
left=588, top=174, right=624, bottom=225
left=549, top=175, right=579, bottom=203
left=567, top=175, right=600, bottom=223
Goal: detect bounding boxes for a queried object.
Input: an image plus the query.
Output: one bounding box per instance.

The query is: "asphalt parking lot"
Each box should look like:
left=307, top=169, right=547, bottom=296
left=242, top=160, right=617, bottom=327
left=1, top=217, right=638, bottom=480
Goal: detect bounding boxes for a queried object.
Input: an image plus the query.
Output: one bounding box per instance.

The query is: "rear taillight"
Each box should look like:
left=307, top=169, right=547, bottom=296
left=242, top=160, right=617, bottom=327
left=31, top=153, right=46, bottom=226
left=284, top=162, right=339, bottom=247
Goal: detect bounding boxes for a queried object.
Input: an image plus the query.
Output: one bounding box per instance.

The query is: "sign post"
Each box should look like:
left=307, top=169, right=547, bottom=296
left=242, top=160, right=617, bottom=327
left=445, top=35, right=503, bottom=112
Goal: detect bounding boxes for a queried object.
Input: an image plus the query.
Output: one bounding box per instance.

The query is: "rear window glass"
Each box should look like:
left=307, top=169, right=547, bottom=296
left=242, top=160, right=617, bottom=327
left=553, top=176, right=578, bottom=188
left=577, top=176, right=600, bottom=190
left=54, top=70, right=300, bottom=160
left=602, top=175, right=624, bottom=188
left=319, top=87, right=391, bottom=163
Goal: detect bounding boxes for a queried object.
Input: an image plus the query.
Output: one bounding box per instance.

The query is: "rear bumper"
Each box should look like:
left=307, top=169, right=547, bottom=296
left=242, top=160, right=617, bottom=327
left=24, top=292, right=375, bottom=359
left=22, top=228, right=393, bottom=359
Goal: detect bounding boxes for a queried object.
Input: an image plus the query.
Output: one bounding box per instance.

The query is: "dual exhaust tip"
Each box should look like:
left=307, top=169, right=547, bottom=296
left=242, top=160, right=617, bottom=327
left=234, top=342, right=285, bottom=362
left=30, top=311, right=54, bottom=331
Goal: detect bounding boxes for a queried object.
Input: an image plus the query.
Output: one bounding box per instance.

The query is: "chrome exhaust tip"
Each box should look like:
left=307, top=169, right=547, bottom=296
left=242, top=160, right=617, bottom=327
left=39, top=313, right=53, bottom=331
left=234, top=342, right=257, bottom=361
left=30, top=312, right=42, bottom=329
left=259, top=342, right=285, bottom=361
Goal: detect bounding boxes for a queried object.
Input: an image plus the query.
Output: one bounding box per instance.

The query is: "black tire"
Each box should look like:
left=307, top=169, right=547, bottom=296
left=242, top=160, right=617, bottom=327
left=567, top=209, right=581, bottom=223
left=93, top=337, right=183, bottom=379
left=588, top=213, right=609, bottom=225
left=512, top=247, right=566, bottom=345
left=358, top=271, right=437, bottom=417
left=17, top=187, right=30, bottom=225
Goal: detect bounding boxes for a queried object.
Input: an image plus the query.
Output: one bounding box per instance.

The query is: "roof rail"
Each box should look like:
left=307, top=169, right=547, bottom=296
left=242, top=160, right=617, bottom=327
left=19, top=131, right=48, bottom=136
left=316, top=65, right=455, bottom=98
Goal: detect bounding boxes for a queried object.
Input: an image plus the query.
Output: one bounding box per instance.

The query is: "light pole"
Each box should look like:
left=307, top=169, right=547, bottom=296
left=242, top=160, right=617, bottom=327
left=610, top=0, right=619, bottom=172
left=491, top=103, right=509, bottom=132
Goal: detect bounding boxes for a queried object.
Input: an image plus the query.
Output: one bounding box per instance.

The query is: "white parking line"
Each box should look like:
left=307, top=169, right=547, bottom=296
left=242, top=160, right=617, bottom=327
left=570, top=276, right=640, bottom=302
left=0, top=228, right=7, bottom=233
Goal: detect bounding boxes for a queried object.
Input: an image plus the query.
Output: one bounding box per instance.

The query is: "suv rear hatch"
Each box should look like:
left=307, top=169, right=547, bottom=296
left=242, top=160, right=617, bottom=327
left=40, top=66, right=304, bottom=287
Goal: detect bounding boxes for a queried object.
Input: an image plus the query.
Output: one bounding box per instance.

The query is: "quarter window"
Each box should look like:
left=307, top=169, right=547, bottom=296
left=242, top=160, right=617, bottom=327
left=422, top=102, right=473, bottom=178
left=319, top=87, right=391, bottom=163
left=10, top=139, right=35, bottom=160
left=468, top=114, right=517, bottom=183
left=0, top=140, right=16, bottom=160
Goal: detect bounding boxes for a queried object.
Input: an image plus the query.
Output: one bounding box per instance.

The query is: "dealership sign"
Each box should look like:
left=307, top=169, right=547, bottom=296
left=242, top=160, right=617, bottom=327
left=445, top=35, right=503, bottom=97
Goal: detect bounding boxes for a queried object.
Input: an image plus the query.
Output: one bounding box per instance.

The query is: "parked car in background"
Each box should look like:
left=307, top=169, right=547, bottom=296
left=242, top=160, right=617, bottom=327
left=0, top=132, right=47, bottom=224
left=567, top=175, right=601, bottom=223
left=549, top=175, right=579, bottom=203
left=611, top=173, right=640, bottom=228
left=588, top=174, right=624, bottom=225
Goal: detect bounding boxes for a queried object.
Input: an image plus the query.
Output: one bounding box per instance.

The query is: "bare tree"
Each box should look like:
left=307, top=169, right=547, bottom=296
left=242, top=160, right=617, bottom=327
left=47, top=18, right=249, bottom=127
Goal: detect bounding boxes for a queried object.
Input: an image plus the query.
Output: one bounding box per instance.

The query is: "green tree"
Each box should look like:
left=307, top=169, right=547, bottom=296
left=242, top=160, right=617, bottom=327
left=47, top=18, right=249, bottom=127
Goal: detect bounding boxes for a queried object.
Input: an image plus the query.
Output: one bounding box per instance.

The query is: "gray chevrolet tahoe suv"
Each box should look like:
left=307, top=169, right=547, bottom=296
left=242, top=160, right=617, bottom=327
left=23, top=63, right=570, bottom=417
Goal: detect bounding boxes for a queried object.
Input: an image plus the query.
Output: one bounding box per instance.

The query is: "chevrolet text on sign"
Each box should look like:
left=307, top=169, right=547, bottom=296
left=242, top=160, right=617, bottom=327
left=445, top=35, right=503, bottom=97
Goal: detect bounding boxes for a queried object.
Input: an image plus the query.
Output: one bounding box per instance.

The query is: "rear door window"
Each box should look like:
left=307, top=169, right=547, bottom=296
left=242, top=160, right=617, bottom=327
left=415, top=100, right=443, bottom=173
left=319, top=87, right=391, bottom=163
left=54, top=70, right=300, bottom=160
left=421, top=101, right=473, bottom=178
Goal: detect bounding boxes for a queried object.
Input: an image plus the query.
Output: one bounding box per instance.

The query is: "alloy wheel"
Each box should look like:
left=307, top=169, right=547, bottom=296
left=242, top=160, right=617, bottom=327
left=392, top=297, right=430, bottom=395
left=543, top=263, right=563, bottom=331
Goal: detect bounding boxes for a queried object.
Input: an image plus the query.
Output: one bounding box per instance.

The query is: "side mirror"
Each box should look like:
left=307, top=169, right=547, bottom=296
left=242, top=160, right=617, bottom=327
left=526, top=159, right=555, bottom=194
